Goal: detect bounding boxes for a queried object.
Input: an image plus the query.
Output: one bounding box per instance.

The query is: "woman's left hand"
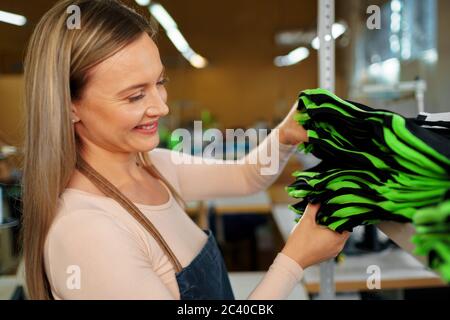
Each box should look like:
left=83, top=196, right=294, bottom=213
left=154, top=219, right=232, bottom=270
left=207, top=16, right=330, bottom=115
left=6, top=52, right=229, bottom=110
left=277, top=100, right=308, bottom=145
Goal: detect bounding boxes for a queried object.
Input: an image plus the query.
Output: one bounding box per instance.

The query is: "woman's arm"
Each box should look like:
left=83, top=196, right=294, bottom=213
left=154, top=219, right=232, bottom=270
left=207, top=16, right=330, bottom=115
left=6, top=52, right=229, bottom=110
left=150, top=102, right=306, bottom=201
left=248, top=204, right=350, bottom=299
left=247, top=252, right=304, bottom=299
left=159, top=130, right=296, bottom=201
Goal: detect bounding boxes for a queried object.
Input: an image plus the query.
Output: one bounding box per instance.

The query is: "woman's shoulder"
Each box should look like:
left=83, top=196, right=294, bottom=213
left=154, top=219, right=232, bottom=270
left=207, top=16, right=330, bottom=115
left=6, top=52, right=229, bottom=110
left=44, top=203, right=151, bottom=271
left=59, top=188, right=120, bottom=215
left=50, top=191, right=142, bottom=244
left=148, top=147, right=173, bottom=167
left=49, top=205, right=130, bottom=244
left=148, top=148, right=181, bottom=188
left=149, top=147, right=194, bottom=167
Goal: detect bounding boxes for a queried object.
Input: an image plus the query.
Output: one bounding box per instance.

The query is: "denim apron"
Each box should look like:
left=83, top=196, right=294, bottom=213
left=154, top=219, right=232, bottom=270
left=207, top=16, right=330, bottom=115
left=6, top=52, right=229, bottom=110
left=176, top=229, right=235, bottom=300
left=76, top=156, right=235, bottom=300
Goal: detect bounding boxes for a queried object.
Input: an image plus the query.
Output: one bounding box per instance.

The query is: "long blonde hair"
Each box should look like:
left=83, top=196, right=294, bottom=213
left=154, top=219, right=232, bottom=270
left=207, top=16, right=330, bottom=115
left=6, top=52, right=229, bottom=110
left=22, top=0, right=184, bottom=300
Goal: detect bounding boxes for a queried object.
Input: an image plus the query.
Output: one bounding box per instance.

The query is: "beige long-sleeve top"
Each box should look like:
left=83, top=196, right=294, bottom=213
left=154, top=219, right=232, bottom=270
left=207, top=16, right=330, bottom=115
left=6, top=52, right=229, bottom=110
left=44, top=131, right=304, bottom=299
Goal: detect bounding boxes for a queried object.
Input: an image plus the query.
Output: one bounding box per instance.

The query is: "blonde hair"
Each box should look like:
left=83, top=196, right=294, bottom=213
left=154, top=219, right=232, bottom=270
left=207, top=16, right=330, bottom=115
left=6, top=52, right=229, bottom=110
left=22, top=0, right=184, bottom=300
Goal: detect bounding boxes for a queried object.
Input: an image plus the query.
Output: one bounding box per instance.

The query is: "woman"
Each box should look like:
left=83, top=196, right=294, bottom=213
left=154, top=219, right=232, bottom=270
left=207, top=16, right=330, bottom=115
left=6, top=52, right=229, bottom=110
left=21, top=0, right=349, bottom=300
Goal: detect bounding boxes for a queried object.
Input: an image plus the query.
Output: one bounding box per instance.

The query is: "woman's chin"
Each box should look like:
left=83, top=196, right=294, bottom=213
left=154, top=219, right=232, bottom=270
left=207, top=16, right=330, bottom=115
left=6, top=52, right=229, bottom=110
left=137, top=135, right=160, bottom=152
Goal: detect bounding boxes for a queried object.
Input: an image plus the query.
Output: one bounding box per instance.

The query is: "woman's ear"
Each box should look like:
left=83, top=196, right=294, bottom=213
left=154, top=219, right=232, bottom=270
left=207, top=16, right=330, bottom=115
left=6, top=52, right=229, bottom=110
left=71, top=102, right=81, bottom=123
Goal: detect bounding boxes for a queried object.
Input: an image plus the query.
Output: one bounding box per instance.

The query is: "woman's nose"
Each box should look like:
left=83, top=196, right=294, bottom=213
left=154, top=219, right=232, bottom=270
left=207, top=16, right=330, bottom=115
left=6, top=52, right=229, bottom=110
left=157, top=102, right=169, bottom=116
left=146, top=102, right=169, bottom=117
left=146, top=93, right=169, bottom=116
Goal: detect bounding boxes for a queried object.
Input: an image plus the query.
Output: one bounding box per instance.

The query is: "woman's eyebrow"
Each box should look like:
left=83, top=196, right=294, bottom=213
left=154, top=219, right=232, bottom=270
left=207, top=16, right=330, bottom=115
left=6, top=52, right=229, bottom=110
left=116, top=66, right=166, bottom=96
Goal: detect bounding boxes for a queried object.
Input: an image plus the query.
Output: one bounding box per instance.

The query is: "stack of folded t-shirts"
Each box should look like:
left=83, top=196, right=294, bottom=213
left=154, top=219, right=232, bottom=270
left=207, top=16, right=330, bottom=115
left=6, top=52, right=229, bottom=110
left=286, top=88, right=450, bottom=281
left=411, top=200, right=450, bottom=282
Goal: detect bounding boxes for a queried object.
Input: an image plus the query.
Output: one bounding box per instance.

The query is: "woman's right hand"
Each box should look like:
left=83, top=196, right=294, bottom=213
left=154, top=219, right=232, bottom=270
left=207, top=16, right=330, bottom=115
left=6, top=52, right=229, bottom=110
left=281, top=203, right=350, bottom=269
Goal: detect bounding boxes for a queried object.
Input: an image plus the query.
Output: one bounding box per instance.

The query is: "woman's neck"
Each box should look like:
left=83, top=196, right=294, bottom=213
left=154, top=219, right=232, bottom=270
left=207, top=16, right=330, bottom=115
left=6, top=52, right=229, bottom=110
left=71, top=141, right=147, bottom=192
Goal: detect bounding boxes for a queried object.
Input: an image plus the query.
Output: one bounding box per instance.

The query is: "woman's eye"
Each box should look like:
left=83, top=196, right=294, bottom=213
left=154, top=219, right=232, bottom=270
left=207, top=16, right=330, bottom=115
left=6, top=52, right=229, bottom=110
left=157, top=77, right=169, bottom=86
left=128, top=93, right=145, bottom=103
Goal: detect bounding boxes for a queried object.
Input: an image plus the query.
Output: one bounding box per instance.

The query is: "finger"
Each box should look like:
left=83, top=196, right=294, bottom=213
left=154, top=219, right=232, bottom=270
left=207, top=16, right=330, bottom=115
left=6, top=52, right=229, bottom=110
left=289, top=100, right=299, bottom=115
left=297, top=123, right=309, bottom=143
left=340, top=231, right=351, bottom=241
left=303, top=203, right=320, bottom=222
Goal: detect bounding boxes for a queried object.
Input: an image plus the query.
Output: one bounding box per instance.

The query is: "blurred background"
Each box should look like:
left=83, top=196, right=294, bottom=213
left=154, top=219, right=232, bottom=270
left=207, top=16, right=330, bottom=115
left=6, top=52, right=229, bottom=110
left=0, top=0, right=449, bottom=300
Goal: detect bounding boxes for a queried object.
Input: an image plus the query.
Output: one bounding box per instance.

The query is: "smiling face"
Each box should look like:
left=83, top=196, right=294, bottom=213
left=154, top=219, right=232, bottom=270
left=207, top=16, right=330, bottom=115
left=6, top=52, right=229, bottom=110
left=72, top=32, right=169, bottom=154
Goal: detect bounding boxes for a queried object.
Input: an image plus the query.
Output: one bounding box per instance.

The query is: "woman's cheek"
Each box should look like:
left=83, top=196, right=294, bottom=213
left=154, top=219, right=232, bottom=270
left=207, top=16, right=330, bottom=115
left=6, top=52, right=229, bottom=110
left=125, top=111, right=143, bottom=130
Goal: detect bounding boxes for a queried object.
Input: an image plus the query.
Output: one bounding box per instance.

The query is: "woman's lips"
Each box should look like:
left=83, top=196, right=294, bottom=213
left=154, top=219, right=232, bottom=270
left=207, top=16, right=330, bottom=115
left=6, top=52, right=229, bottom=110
left=134, top=121, right=158, bottom=135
